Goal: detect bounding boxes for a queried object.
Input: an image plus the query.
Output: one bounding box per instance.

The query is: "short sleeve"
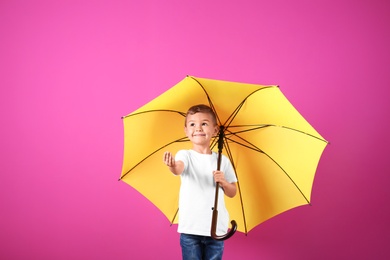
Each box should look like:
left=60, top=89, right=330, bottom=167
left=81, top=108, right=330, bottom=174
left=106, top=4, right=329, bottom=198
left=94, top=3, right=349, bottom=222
left=175, top=150, right=188, bottom=173
left=222, top=155, right=237, bottom=183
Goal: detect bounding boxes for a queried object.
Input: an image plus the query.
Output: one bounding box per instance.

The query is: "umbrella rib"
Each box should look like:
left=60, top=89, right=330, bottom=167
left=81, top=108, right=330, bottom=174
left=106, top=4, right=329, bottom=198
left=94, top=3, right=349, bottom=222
left=120, top=136, right=189, bottom=180
left=120, top=109, right=188, bottom=180
left=189, top=76, right=278, bottom=130
left=227, top=124, right=328, bottom=143
left=122, top=109, right=186, bottom=119
left=224, top=132, right=311, bottom=204
left=223, top=86, right=278, bottom=127
left=222, top=137, right=249, bottom=235
left=188, top=76, right=222, bottom=125
left=170, top=208, right=179, bottom=225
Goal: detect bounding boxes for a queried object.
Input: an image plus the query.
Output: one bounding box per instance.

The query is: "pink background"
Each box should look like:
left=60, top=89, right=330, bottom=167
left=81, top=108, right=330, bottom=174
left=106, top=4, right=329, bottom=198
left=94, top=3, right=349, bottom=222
left=1, top=0, right=389, bottom=259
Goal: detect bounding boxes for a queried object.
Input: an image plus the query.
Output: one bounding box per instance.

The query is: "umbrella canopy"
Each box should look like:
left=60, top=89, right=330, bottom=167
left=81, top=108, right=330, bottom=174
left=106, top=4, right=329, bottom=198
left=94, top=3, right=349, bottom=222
left=120, top=76, right=328, bottom=235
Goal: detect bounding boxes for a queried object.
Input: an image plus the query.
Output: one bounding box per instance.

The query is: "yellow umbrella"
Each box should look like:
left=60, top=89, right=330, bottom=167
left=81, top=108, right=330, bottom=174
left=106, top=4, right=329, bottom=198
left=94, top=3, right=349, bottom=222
left=120, top=75, right=328, bottom=238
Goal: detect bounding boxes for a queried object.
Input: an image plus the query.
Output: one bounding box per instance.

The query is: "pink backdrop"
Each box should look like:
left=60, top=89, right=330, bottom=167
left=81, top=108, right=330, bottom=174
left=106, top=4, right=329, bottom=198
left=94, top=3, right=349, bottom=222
left=1, top=1, right=389, bottom=259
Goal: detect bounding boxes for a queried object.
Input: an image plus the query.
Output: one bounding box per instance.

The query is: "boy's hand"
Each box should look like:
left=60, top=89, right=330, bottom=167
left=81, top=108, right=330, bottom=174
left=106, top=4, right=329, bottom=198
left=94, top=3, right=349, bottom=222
left=163, top=151, right=184, bottom=175
left=213, top=170, right=237, bottom=198
left=213, top=170, right=226, bottom=185
left=163, top=151, right=175, bottom=167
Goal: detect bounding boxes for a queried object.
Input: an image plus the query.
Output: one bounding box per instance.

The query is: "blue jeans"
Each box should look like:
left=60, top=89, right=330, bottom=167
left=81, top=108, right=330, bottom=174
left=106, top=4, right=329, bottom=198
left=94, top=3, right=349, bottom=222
left=180, top=233, right=224, bottom=260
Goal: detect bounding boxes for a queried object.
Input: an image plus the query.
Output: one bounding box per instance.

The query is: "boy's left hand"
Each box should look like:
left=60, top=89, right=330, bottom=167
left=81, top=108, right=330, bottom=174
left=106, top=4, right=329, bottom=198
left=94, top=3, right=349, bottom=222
left=213, top=170, right=237, bottom=198
left=213, top=170, right=226, bottom=186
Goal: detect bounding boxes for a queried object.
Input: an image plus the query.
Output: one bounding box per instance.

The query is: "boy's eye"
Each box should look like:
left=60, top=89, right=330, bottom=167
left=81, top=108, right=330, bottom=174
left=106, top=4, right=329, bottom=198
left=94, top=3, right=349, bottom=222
left=202, top=122, right=208, bottom=126
left=189, top=123, right=195, bottom=127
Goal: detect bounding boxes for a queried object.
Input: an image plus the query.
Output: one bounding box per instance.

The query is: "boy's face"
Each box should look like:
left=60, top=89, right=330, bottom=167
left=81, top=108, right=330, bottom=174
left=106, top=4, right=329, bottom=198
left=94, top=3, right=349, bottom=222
left=184, top=112, right=218, bottom=147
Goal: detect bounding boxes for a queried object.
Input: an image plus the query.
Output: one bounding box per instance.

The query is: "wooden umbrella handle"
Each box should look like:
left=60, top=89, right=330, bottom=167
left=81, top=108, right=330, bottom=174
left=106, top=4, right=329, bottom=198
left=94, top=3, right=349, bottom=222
left=211, top=182, right=238, bottom=240
left=211, top=126, right=237, bottom=240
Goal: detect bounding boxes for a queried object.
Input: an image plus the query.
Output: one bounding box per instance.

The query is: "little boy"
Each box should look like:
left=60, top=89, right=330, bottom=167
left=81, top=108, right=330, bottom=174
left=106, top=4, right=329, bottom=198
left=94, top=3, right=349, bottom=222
left=163, top=104, right=237, bottom=260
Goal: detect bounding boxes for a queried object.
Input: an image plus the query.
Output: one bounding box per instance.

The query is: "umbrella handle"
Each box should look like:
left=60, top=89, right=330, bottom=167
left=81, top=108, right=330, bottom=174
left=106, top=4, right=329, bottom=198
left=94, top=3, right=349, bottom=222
left=211, top=183, right=238, bottom=240
left=210, top=126, right=237, bottom=240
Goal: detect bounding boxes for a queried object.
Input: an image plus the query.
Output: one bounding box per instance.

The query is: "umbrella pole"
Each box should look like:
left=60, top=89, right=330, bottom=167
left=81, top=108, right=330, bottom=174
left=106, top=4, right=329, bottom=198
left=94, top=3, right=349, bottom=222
left=211, top=126, right=237, bottom=240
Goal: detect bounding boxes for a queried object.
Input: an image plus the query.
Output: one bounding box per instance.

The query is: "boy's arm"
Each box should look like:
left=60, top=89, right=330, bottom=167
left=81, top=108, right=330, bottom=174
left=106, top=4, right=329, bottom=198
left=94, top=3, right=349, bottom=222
left=163, top=151, right=184, bottom=175
left=220, top=181, right=237, bottom=198
left=168, top=160, right=184, bottom=175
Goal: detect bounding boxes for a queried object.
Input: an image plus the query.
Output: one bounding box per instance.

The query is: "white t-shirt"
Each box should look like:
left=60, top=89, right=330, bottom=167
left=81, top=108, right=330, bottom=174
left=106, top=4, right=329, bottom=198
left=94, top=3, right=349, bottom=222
left=175, top=149, right=237, bottom=236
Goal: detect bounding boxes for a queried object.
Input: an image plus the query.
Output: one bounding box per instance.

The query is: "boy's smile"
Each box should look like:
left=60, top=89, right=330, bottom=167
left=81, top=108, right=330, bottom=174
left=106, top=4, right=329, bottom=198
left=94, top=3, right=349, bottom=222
left=184, top=112, right=218, bottom=152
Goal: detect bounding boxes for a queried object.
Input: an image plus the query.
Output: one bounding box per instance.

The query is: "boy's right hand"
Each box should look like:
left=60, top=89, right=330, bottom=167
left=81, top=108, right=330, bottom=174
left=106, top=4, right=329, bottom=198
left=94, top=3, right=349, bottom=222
left=163, top=151, right=184, bottom=175
left=163, top=151, right=175, bottom=167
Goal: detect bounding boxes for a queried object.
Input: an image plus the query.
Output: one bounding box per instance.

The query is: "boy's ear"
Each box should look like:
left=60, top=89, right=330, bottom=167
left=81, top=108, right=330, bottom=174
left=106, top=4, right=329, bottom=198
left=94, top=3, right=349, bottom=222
left=214, top=125, right=219, bottom=135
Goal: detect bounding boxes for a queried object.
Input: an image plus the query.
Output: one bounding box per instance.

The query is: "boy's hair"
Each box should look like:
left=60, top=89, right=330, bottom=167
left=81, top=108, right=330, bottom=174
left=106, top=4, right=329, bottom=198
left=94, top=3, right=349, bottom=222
left=185, top=104, right=217, bottom=126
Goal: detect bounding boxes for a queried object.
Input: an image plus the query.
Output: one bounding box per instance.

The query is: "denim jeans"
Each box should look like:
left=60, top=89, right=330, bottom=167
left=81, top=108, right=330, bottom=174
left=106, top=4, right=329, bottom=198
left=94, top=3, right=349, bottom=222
left=180, top=233, right=224, bottom=260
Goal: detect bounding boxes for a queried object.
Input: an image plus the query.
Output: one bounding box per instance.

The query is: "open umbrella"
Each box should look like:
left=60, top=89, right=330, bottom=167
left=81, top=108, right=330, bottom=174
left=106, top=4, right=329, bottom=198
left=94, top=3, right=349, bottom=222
left=120, top=75, right=328, bottom=239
